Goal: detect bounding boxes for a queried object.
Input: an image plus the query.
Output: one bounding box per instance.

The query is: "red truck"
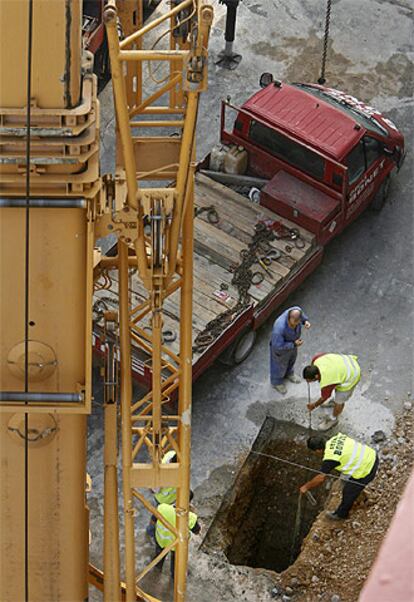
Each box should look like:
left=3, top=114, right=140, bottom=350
left=93, top=75, right=405, bottom=387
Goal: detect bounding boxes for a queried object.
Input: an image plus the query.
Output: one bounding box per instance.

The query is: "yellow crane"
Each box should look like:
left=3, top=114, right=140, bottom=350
left=0, top=0, right=212, bottom=600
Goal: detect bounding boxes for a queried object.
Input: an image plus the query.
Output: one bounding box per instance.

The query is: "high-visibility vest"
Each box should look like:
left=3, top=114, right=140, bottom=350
left=155, top=503, right=198, bottom=549
left=314, top=353, right=361, bottom=392
left=324, top=433, right=376, bottom=479
left=154, top=450, right=177, bottom=504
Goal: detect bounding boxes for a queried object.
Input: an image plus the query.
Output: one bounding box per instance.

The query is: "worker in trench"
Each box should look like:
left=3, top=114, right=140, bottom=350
left=270, top=306, right=311, bottom=394
left=303, top=353, right=361, bottom=431
left=299, top=433, right=379, bottom=520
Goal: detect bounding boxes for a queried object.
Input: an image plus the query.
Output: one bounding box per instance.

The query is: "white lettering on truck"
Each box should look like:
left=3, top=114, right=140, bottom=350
left=349, top=159, right=385, bottom=204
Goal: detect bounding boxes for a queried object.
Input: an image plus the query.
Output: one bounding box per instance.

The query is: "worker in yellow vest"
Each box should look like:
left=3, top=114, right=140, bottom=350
left=154, top=450, right=178, bottom=505
left=300, top=433, right=379, bottom=520
left=154, top=501, right=201, bottom=577
left=146, top=450, right=194, bottom=538
left=303, top=353, right=361, bottom=431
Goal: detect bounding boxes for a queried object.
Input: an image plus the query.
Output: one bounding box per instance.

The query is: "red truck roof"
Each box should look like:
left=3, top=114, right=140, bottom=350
left=242, top=83, right=364, bottom=161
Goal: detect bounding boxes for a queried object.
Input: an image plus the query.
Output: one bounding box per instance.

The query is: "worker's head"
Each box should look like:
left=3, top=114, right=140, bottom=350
left=302, top=365, right=320, bottom=382
left=288, top=308, right=302, bottom=327
left=307, top=436, right=326, bottom=455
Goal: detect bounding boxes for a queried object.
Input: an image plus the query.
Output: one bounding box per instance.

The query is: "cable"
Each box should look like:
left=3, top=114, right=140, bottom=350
left=251, top=450, right=383, bottom=493
left=24, top=1, right=34, bottom=600
left=318, top=0, right=332, bottom=85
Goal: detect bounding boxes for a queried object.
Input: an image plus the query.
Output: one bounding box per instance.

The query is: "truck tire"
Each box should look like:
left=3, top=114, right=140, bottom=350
left=371, top=176, right=391, bottom=212
left=219, top=328, right=257, bottom=366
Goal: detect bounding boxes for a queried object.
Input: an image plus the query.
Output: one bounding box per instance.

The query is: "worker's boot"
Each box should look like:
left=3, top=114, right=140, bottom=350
left=317, top=416, right=338, bottom=431
left=273, top=383, right=287, bottom=394
left=286, top=373, right=301, bottom=384
left=325, top=510, right=343, bottom=521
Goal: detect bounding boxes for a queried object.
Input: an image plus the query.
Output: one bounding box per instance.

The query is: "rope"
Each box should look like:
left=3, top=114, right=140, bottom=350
left=24, top=2, right=34, bottom=599
left=251, top=450, right=383, bottom=493
left=318, top=0, right=332, bottom=85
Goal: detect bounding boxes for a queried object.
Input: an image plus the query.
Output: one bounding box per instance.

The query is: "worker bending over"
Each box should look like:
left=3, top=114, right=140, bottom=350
left=300, top=433, right=379, bottom=520
left=303, top=353, right=361, bottom=431
left=146, top=450, right=179, bottom=538
left=154, top=500, right=201, bottom=577
left=270, top=305, right=311, bottom=394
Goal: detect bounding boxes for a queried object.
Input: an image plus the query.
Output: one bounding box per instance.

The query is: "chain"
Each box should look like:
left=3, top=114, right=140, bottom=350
left=318, top=0, right=332, bottom=85
left=193, top=221, right=277, bottom=353
left=194, top=204, right=219, bottom=224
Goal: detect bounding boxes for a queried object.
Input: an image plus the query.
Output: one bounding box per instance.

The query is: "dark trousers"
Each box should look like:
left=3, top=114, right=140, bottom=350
left=270, top=344, right=298, bottom=385
left=155, top=541, right=175, bottom=577
left=336, top=455, right=379, bottom=518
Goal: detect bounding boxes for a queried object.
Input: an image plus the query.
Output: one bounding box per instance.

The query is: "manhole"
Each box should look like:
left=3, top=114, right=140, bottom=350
left=202, top=417, right=331, bottom=573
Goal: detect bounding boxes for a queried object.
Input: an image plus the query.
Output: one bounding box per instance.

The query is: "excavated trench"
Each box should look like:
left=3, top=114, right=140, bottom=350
left=202, top=417, right=331, bottom=573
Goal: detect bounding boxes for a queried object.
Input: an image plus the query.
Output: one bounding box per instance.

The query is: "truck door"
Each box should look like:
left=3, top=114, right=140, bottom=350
left=345, top=135, right=385, bottom=222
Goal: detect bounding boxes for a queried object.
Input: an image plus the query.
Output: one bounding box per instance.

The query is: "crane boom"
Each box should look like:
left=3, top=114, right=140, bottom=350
left=96, top=1, right=213, bottom=600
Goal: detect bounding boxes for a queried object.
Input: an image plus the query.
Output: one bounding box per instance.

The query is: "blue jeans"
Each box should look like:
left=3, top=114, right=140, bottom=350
left=270, top=343, right=297, bottom=385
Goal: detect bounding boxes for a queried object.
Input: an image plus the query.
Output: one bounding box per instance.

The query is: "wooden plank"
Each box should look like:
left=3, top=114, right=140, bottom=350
left=195, top=190, right=310, bottom=262
left=193, top=251, right=272, bottom=307
left=195, top=218, right=289, bottom=283
left=195, top=172, right=315, bottom=243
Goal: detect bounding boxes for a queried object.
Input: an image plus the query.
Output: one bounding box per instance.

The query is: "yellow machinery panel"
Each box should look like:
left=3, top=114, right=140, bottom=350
left=0, top=203, right=93, bottom=413
left=0, top=0, right=81, bottom=109
left=0, top=413, right=88, bottom=602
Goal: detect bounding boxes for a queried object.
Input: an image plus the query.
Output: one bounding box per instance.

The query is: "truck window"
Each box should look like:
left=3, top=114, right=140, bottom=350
left=364, top=136, right=383, bottom=167
left=249, top=120, right=325, bottom=181
left=345, top=136, right=383, bottom=184
left=345, top=140, right=365, bottom=183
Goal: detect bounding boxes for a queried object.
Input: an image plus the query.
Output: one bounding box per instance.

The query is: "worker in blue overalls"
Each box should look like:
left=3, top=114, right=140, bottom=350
left=270, top=305, right=311, bottom=394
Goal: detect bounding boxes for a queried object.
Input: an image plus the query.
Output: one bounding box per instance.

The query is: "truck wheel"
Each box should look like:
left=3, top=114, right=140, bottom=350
left=371, top=176, right=391, bottom=212
left=219, top=328, right=257, bottom=366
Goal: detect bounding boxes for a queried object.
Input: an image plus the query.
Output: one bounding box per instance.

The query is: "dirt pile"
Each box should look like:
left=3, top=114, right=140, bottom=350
left=270, top=405, right=414, bottom=602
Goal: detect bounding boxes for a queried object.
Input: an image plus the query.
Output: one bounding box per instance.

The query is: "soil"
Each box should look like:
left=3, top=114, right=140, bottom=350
left=272, top=405, right=414, bottom=602
left=190, top=407, right=414, bottom=602
left=203, top=420, right=330, bottom=573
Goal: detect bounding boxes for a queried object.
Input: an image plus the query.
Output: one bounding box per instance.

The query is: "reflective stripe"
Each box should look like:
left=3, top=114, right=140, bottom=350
left=341, top=442, right=367, bottom=476
left=338, top=354, right=360, bottom=390
left=156, top=522, right=175, bottom=546
left=349, top=444, right=367, bottom=476
left=340, top=353, right=352, bottom=385
left=341, top=441, right=359, bottom=473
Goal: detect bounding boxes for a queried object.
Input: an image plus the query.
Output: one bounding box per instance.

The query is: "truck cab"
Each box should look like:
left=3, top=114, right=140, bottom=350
left=218, top=76, right=404, bottom=245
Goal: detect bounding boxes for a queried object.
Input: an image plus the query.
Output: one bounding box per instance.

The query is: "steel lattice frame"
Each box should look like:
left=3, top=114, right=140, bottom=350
left=100, top=2, right=213, bottom=600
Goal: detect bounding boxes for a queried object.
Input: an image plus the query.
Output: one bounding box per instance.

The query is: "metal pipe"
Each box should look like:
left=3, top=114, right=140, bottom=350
left=0, top=198, right=86, bottom=208
left=103, top=335, right=121, bottom=602
left=118, top=242, right=136, bottom=602
left=119, top=50, right=187, bottom=61
left=174, top=175, right=194, bottom=602
left=129, top=120, right=185, bottom=128
left=104, top=2, right=149, bottom=286
left=168, top=92, right=198, bottom=276
left=119, top=0, right=193, bottom=48
left=0, top=391, right=83, bottom=402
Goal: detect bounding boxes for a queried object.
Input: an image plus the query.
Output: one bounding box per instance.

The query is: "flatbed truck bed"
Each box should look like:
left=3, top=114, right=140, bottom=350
left=93, top=173, right=323, bottom=387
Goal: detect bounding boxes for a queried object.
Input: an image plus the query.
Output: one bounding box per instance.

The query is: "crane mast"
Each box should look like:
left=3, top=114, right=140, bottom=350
left=97, top=1, right=213, bottom=600
left=0, top=0, right=212, bottom=600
